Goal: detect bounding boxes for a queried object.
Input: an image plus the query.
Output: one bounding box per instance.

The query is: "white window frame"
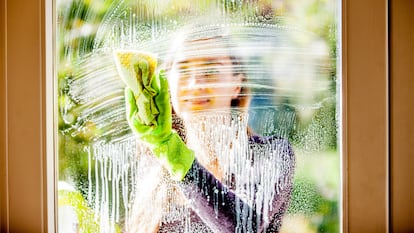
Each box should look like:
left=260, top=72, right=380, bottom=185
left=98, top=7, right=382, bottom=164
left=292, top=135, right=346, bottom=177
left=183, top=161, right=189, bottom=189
left=3, top=0, right=408, bottom=232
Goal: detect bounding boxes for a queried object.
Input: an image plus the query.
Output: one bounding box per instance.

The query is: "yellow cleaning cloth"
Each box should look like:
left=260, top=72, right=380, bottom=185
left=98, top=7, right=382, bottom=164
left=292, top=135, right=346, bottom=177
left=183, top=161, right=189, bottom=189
left=114, top=50, right=159, bottom=126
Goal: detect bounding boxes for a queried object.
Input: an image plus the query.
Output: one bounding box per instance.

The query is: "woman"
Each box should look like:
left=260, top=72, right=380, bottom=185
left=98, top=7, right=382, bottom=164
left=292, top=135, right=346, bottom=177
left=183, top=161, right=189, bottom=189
left=122, top=24, right=295, bottom=233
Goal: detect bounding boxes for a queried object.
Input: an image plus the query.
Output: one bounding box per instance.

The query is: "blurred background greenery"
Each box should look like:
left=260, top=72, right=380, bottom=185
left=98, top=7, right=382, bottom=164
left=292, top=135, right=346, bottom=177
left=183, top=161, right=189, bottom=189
left=57, top=0, right=340, bottom=232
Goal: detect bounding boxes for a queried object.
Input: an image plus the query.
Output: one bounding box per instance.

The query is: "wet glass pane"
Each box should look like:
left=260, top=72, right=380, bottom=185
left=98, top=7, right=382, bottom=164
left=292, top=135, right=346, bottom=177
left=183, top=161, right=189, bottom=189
left=56, top=0, right=340, bottom=232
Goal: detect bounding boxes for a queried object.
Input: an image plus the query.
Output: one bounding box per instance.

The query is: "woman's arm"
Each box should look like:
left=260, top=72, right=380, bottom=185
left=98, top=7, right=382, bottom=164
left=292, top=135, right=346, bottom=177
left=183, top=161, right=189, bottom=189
left=180, top=160, right=242, bottom=233
left=250, top=135, right=296, bottom=232
left=179, top=136, right=295, bottom=233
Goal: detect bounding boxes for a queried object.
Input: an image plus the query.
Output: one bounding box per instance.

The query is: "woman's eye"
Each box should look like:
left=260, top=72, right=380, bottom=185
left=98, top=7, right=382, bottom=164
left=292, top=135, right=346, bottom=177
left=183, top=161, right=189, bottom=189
left=178, top=69, right=190, bottom=78
left=205, top=68, right=219, bottom=76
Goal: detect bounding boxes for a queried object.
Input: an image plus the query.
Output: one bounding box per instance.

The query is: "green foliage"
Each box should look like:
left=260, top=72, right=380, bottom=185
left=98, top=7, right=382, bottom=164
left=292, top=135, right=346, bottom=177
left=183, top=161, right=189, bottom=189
left=290, top=99, right=338, bottom=152
left=288, top=177, right=339, bottom=232
left=59, top=189, right=121, bottom=233
left=288, top=178, right=323, bottom=215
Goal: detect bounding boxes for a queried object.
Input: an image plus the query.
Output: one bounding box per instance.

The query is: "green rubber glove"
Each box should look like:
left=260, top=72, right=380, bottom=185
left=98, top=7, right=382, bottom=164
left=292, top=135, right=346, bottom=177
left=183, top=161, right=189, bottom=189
left=121, top=56, right=194, bottom=181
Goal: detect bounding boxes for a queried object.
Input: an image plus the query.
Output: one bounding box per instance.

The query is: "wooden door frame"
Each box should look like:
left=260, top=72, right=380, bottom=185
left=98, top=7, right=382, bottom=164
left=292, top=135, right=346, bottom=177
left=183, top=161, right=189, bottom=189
left=1, top=0, right=400, bottom=232
left=342, top=0, right=389, bottom=232
left=389, top=1, right=414, bottom=232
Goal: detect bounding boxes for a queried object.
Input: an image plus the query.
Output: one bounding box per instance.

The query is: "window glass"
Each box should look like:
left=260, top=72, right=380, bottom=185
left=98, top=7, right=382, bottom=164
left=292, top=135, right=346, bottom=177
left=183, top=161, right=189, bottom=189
left=57, top=0, right=340, bottom=232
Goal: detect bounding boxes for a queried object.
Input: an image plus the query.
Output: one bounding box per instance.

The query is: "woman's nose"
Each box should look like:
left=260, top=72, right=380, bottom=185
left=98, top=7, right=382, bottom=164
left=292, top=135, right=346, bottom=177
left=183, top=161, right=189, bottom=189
left=187, top=72, right=206, bottom=89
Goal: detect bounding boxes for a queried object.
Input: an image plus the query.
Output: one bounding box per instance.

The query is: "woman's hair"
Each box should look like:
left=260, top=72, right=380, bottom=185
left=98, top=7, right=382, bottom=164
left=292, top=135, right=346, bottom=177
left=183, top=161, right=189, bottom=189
left=228, top=54, right=250, bottom=109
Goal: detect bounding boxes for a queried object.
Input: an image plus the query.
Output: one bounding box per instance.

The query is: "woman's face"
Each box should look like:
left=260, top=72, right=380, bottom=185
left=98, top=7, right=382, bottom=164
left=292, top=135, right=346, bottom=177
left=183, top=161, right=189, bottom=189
left=169, top=49, right=242, bottom=118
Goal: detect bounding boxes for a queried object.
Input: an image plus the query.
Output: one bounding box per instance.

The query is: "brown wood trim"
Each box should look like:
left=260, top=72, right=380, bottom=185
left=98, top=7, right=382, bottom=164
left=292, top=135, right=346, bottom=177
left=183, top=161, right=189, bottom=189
left=343, top=0, right=389, bottom=232
left=1, top=0, right=8, bottom=231
left=45, top=0, right=57, bottom=231
left=390, top=0, right=414, bottom=232
left=2, top=0, right=48, bottom=232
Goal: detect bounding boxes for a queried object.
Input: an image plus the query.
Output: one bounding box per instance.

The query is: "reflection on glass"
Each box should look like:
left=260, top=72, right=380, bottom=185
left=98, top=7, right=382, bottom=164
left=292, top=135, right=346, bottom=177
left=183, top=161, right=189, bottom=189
left=57, top=0, right=340, bottom=232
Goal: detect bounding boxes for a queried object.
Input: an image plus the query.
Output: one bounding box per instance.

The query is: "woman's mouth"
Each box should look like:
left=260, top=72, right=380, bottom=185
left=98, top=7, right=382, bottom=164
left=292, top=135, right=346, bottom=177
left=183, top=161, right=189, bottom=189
left=186, top=98, right=210, bottom=105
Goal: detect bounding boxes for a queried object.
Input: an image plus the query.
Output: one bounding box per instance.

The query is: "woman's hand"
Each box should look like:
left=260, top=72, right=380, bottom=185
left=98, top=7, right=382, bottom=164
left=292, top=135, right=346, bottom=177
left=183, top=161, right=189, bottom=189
left=124, top=70, right=172, bottom=146
left=121, top=57, right=194, bottom=181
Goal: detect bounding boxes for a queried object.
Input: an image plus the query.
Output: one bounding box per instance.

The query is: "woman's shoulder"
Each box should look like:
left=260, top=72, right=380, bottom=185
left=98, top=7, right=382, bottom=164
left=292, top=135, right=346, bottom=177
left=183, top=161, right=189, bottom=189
left=249, top=134, right=291, bottom=147
left=248, top=134, right=295, bottom=159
